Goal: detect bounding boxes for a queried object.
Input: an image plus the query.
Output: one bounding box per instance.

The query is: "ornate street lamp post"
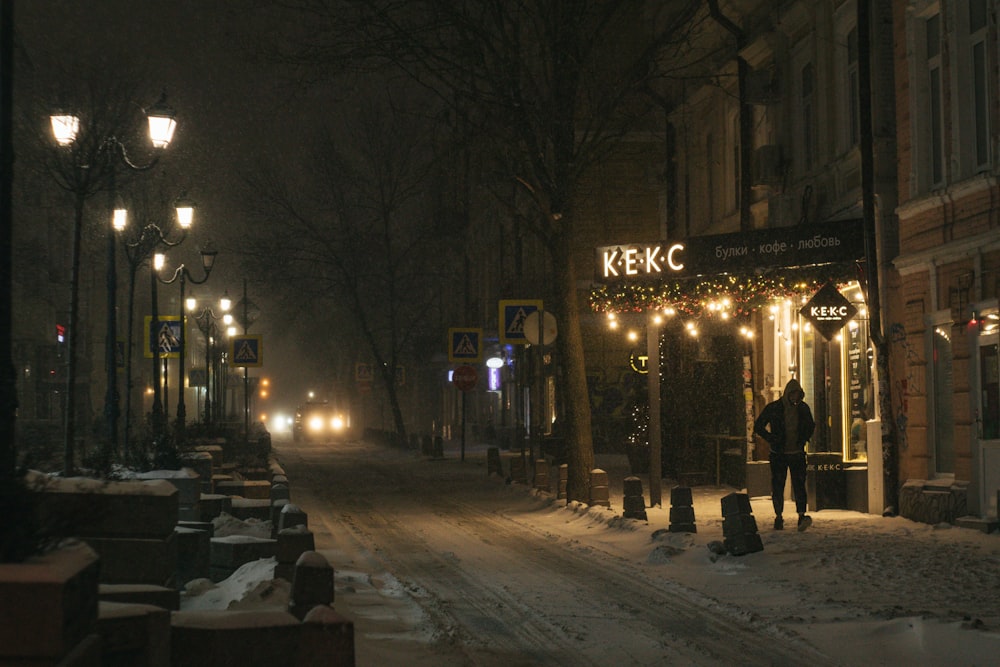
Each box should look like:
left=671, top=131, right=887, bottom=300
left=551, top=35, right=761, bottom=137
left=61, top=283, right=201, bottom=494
left=191, top=294, right=232, bottom=428
left=120, top=199, right=195, bottom=457
left=49, top=94, right=177, bottom=472
left=156, top=248, right=219, bottom=446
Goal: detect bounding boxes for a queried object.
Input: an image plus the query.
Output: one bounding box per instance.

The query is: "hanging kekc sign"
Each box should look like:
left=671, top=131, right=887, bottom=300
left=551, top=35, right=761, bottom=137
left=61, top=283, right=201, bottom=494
left=799, top=283, right=859, bottom=340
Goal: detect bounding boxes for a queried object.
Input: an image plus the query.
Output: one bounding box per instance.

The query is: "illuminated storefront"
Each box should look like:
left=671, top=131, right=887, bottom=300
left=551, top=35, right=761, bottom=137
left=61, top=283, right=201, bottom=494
left=593, top=219, right=880, bottom=511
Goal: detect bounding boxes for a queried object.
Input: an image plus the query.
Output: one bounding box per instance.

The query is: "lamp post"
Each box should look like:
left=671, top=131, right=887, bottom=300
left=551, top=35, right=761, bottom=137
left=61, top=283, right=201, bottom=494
left=120, top=200, right=195, bottom=457
left=49, top=93, right=177, bottom=472
left=191, top=295, right=231, bottom=427
left=156, top=248, right=219, bottom=446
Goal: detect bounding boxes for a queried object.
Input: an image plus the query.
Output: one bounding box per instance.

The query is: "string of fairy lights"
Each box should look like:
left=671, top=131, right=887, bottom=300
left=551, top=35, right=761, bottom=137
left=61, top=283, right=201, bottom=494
left=590, top=263, right=859, bottom=339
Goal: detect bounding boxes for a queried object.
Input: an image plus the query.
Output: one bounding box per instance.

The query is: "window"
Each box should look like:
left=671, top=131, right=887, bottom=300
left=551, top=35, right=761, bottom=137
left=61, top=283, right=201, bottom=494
left=926, top=13, right=945, bottom=186
left=930, top=316, right=955, bottom=474
left=843, top=309, right=872, bottom=462
left=968, top=0, right=990, bottom=170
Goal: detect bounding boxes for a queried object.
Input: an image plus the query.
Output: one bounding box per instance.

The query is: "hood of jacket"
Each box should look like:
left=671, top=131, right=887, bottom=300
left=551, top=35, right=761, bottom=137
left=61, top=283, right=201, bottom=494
left=783, top=378, right=804, bottom=403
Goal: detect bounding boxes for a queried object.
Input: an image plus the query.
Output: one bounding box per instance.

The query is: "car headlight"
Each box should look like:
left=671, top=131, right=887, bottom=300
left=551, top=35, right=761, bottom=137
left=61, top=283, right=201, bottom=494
left=308, top=415, right=325, bottom=431
left=331, top=415, right=344, bottom=430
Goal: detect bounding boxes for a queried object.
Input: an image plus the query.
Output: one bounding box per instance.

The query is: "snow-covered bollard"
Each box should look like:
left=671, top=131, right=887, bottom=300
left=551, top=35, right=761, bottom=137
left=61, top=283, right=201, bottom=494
left=668, top=486, right=696, bottom=533
left=278, top=503, right=308, bottom=532
left=534, top=459, right=550, bottom=492
left=289, top=551, right=334, bottom=620
left=622, top=476, right=648, bottom=521
left=589, top=469, right=611, bottom=507
left=721, top=492, right=762, bottom=555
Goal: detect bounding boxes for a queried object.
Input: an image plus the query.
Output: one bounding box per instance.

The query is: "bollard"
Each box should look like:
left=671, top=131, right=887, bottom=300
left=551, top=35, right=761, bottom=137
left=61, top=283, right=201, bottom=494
left=289, top=551, right=334, bottom=620
left=721, top=492, right=762, bottom=555
left=557, top=464, right=568, bottom=500
left=279, top=503, right=308, bottom=532
left=509, top=456, right=528, bottom=484
left=668, top=486, right=697, bottom=533
left=487, top=447, right=502, bottom=476
left=533, top=459, right=550, bottom=492
left=622, top=476, right=648, bottom=520
left=588, top=469, right=611, bottom=507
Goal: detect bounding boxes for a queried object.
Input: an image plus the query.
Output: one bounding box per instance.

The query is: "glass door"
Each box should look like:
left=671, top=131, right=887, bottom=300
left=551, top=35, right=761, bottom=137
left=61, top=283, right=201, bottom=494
left=977, top=312, right=999, bottom=517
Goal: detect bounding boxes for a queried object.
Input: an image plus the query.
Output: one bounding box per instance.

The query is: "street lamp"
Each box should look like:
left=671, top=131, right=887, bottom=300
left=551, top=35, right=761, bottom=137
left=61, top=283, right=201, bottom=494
left=156, top=247, right=219, bottom=446
left=190, top=295, right=231, bottom=426
left=49, top=93, right=177, bottom=473
left=120, top=199, right=196, bottom=457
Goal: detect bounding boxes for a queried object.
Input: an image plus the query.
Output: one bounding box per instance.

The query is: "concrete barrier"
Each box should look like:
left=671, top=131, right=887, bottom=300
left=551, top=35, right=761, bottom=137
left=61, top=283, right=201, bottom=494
left=170, top=610, right=300, bottom=666
left=0, top=541, right=100, bottom=664
left=98, top=601, right=170, bottom=666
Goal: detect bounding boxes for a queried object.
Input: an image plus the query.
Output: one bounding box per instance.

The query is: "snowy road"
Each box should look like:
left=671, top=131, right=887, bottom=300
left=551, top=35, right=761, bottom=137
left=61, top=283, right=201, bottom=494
left=276, top=437, right=836, bottom=666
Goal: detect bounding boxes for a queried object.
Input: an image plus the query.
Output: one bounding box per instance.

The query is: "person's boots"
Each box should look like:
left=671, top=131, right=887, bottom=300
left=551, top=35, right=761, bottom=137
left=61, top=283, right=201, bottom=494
left=773, top=516, right=784, bottom=530
left=797, top=514, right=812, bottom=531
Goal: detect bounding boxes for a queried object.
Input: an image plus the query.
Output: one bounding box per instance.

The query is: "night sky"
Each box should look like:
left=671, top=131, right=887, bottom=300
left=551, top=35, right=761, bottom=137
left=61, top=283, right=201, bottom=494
left=15, top=1, right=343, bottom=413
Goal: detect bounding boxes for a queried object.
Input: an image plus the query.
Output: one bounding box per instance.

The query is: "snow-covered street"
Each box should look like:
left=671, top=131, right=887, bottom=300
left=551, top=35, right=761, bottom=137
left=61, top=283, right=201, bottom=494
left=185, top=436, right=1000, bottom=666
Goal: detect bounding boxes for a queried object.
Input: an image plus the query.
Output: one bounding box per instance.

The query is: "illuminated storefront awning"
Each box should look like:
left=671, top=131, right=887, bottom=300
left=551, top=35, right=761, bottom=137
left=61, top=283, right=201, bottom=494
left=591, top=220, right=865, bottom=317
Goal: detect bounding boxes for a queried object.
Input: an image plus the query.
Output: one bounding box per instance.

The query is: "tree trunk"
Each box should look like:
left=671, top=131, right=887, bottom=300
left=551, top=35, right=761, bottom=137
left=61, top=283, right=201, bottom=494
left=552, top=231, right=594, bottom=503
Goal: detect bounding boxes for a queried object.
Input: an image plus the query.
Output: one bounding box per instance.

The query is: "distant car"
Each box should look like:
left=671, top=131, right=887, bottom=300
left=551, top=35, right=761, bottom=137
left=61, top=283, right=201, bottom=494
left=293, top=401, right=351, bottom=442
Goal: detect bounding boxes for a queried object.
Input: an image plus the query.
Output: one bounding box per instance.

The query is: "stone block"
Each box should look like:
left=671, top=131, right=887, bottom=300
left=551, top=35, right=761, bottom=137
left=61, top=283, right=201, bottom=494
left=289, top=551, right=334, bottom=620
left=209, top=535, right=277, bottom=570
left=99, top=584, right=180, bottom=611
left=277, top=526, right=315, bottom=565
left=241, top=467, right=269, bottom=481
left=271, top=498, right=290, bottom=528
left=179, top=451, right=214, bottom=483
left=279, top=503, right=308, bottom=531
left=209, top=473, right=232, bottom=494
left=0, top=541, right=100, bottom=661
left=669, top=506, right=696, bottom=524
left=131, top=468, right=201, bottom=506
left=170, top=610, right=301, bottom=666
left=97, top=601, right=170, bottom=667
left=722, top=513, right=759, bottom=537
left=723, top=531, right=764, bottom=556
left=720, top=492, right=752, bottom=517
left=623, top=476, right=644, bottom=497
left=215, top=480, right=271, bottom=500
left=670, top=486, right=693, bottom=506
left=28, top=472, right=179, bottom=540
left=299, top=605, right=356, bottom=666
left=270, top=482, right=290, bottom=503
left=198, top=494, right=232, bottom=522
left=229, top=498, right=272, bottom=522
left=85, top=532, right=178, bottom=587
left=175, top=526, right=211, bottom=586
left=192, top=444, right=224, bottom=468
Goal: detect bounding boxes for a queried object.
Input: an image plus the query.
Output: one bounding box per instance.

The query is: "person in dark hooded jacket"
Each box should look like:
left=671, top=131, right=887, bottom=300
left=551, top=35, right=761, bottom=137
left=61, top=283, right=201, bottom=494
left=754, top=378, right=815, bottom=531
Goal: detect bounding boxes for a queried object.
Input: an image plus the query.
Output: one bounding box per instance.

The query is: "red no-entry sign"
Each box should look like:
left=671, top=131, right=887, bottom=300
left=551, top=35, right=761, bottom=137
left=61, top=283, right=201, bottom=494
left=452, top=365, right=478, bottom=392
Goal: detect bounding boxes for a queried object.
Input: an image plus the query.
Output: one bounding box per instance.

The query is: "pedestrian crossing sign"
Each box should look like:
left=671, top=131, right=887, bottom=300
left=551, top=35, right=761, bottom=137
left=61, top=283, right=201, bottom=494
left=499, top=300, right=542, bottom=344
left=230, top=335, right=263, bottom=367
left=144, top=315, right=182, bottom=359
left=448, top=327, right=483, bottom=363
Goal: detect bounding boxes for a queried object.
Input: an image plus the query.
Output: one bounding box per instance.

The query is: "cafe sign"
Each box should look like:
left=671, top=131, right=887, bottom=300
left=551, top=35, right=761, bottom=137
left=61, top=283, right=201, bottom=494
left=596, top=219, right=864, bottom=282
left=799, top=283, right=858, bottom=340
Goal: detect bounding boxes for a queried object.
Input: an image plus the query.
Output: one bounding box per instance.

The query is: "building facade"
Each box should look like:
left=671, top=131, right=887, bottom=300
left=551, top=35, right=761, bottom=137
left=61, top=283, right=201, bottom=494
left=891, top=0, right=1000, bottom=522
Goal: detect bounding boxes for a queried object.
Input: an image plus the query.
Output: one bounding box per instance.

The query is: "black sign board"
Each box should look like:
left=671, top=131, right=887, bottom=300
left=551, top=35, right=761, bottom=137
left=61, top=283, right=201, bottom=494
left=799, top=283, right=858, bottom=340
left=596, top=219, right=865, bottom=282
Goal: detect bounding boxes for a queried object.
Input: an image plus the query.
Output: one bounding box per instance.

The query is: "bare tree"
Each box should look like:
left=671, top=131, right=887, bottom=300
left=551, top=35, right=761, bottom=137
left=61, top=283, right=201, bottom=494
left=257, top=0, right=709, bottom=501
left=243, top=87, right=453, bottom=445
